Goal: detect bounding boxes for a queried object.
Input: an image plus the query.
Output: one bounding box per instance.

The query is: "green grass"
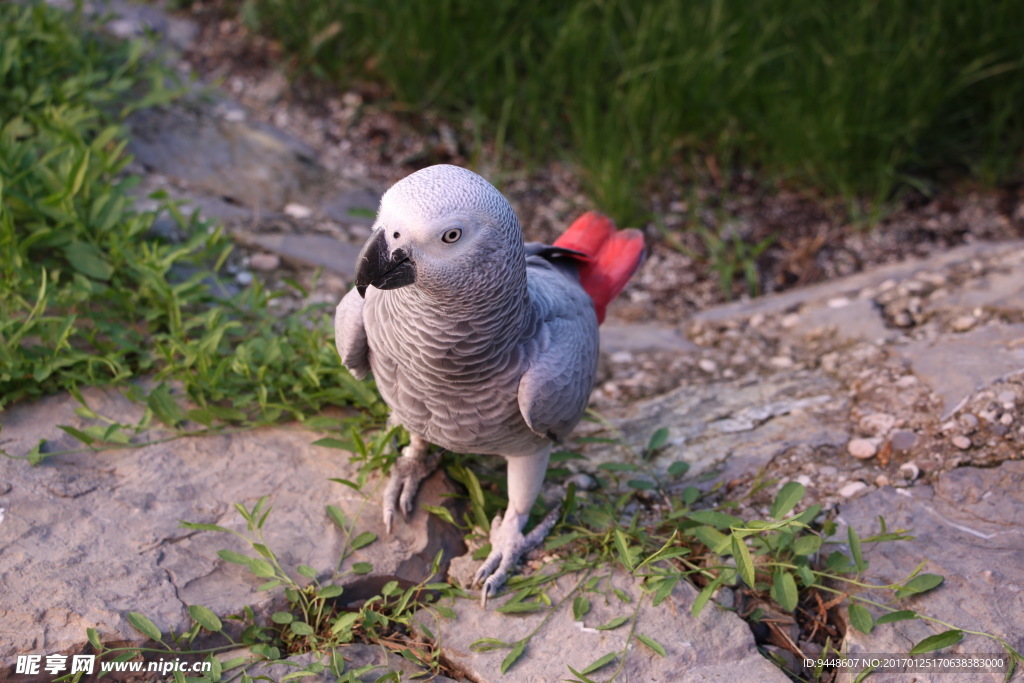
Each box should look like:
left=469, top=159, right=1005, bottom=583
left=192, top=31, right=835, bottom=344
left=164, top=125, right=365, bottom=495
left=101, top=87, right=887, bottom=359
left=0, top=0, right=383, bottom=427
left=243, top=0, right=1024, bottom=222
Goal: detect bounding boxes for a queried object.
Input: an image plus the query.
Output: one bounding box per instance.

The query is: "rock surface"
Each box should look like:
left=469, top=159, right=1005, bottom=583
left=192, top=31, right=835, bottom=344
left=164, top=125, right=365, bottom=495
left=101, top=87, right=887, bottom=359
left=0, top=388, right=463, bottom=679
left=835, top=461, right=1024, bottom=682
left=416, top=570, right=789, bottom=683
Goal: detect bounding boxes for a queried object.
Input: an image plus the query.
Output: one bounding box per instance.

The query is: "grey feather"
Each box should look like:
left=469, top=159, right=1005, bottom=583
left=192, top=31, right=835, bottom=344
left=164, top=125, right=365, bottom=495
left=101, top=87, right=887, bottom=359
left=334, top=287, right=371, bottom=380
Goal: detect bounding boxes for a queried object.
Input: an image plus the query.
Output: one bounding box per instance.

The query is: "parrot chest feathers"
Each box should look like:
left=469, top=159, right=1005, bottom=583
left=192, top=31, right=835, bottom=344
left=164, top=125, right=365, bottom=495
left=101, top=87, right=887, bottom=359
left=363, top=288, right=551, bottom=457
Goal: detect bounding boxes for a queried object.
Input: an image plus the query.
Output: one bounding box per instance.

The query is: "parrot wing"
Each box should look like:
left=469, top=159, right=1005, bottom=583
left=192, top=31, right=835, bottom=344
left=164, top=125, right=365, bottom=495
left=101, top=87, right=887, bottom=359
left=517, top=258, right=599, bottom=443
left=334, top=287, right=372, bottom=380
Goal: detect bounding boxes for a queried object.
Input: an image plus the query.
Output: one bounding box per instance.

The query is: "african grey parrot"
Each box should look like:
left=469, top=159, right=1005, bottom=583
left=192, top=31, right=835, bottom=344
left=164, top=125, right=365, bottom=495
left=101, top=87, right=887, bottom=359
left=334, top=164, right=645, bottom=603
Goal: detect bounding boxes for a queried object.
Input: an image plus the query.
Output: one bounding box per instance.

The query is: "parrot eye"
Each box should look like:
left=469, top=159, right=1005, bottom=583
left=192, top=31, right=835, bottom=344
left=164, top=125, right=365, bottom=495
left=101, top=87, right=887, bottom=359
left=441, top=228, right=462, bottom=244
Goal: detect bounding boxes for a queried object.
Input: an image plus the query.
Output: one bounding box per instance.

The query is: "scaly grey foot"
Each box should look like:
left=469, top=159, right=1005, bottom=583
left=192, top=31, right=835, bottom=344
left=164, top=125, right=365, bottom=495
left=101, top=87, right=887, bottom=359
left=474, top=506, right=561, bottom=607
left=382, top=437, right=441, bottom=534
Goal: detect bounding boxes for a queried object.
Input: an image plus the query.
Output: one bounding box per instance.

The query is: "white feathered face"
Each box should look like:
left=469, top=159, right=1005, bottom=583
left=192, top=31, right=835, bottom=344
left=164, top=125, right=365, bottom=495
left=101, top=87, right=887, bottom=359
left=355, top=166, right=524, bottom=298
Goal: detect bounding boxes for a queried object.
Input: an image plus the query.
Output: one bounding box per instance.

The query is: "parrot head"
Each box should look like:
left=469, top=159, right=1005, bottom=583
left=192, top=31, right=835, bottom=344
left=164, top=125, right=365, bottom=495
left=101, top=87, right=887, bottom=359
left=355, top=165, right=525, bottom=298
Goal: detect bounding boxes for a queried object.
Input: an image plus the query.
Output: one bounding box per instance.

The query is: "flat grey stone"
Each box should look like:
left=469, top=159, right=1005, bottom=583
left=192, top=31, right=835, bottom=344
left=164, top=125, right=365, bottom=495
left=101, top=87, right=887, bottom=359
left=0, top=387, right=463, bottom=674
left=693, top=241, right=1022, bottom=326
left=835, top=461, right=1024, bottom=682
left=127, top=107, right=320, bottom=212
left=583, top=371, right=849, bottom=483
left=239, top=233, right=364, bottom=279
left=415, top=569, right=789, bottom=683
left=899, top=323, right=1024, bottom=418
left=600, top=322, right=699, bottom=354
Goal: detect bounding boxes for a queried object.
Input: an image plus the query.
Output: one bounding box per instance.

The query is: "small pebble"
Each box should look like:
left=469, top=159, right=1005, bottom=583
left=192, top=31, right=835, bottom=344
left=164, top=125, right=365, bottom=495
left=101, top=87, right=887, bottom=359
left=769, top=356, right=794, bottom=368
left=898, top=462, right=920, bottom=482
left=997, top=390, right=1016, bottom=407
left=891, top=430, right=918, bottom=451
left=795, top=474, right=812, bottom=487
left=1000, top=413, right=1014, bottom=426
left=748, top=313, right=765, bottom=327
left=284, top=202, right=313, bottom=219
left=698, top=359, right=718, bottom=373
left=951, top=435, right=972, bottom=450
left=564, top=473, right=598, bottom=491
left=895, top=375, right=918, bottom=387
left=818, top=465, right=838, bottom=477
left=979, top=409, right=998, bottom=423
left=847, top=438, right=878, bottom=459
left=950, top=315, right=978, bottom=332
left=249, top=252, right=281, bottom=271
left=827, top=297, right=851, bottom=308
left=235, top=271, right=254, bottom=286
left=859, top=413, right=896, bottom=436
left=958, top=413, right=979, bottom=433
left=838, top=481, right=869, bottom=498
left=609, top=351, right=634, bottom=364
left=875, top=474, right=890, bottom=487
left=781, top=313, right=801, bottom=328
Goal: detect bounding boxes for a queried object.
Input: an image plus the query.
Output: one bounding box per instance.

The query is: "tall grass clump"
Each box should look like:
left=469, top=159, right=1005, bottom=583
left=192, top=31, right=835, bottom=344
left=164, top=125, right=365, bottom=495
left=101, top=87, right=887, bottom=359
left=243, top=0, right=1024, bottom=221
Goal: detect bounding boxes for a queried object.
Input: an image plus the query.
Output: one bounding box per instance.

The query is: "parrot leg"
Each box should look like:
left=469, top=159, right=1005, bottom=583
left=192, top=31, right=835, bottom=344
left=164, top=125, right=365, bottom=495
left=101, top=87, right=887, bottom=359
left=473, top=447, right=558, bottom=606
left=383, top=434, right=441, bottom=534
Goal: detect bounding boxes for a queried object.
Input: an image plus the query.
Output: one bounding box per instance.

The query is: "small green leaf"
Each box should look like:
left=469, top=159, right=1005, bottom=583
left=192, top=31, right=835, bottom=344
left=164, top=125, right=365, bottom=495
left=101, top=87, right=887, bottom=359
left=271, top=612, right=294, bottom=624
left=580, top=651, right=617, bottom=674
left=692, top=526, right=730, bottom=554
left=501, top=640, right=526, bottom=674
left=423, top=505, right=455, bottom=524
left=848, top=526, right=867, bottom=572
left=217, top=549, right=251, bottom=564
left=312, top=437, right=350, bottom=450
left=146, top=383, right=185, bottom=428
left=319, top=585, right=344, bottom=599
left=497, top=600, right=547, bottom=614
left=351, top=562, right=373, bottom=574
left=687, top=510, right=744, bottom=528
left=297, top=564, right=317, bottom=578
left=596, top=615, right=629, bottom=631
left=875, top=609, right=918, bottom=625
left=87, top=627, right=102, bottom=650
left=290, top=621, right=315, bottom=637
left=627, top=479, right=655, bottom=490
left=326, top=504, right=347, bottom=529
left=771, top=481, right=806, bottom=520
left=189, top=605, right=222, bottom=632
left=331, top=612, right=359, bottom=635
left=64, top=240, right=113, bottom=280
left=613, top=528, right=635, bottom=572
left=470, top=637, right=509, bottom=652
left=248, top=559, right=276, bottom=578
left=826, top=551, right=852, bottom=572
left=772, top=571, right=798, bottom=612
left=668, top=460, right=690, bottom=477
left=646, top=427, right=670, bottom=453
left=848, top=603, right=874, bottom=634
left=896, top=573, right=944, bottom=599
left=792, top=534, right=822, bottom=556
left=573, top=596, right=591, bottom=620
left=350, top=531, right=377, bottom=550
left=636, top=633, right=666, bottom=656
left=691, top=576, right=723, bottom=616
left=910, top=629, right=964, bottom=654
left=128, top=612, right=162, bottom=641
left=731, top=535, right=755, bottom=588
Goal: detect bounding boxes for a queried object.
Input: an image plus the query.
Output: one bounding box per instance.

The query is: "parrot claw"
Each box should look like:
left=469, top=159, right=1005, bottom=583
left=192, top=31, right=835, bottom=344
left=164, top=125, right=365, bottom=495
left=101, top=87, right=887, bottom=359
left=382, top=445, right=441, bottom=534
left=474, top=506, right=561, bottom=607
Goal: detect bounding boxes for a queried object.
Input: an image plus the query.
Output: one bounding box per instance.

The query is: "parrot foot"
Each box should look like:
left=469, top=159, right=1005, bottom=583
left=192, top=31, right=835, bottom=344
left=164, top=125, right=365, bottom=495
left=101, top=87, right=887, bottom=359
left=474, top=506, right=561, bottom=607
left=382, top=442, right=441, bottom=534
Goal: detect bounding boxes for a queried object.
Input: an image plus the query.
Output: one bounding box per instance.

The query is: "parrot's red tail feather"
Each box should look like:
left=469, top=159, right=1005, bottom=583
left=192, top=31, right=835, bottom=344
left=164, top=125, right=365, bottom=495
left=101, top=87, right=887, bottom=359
left=553, top=211, right=646, bottom=324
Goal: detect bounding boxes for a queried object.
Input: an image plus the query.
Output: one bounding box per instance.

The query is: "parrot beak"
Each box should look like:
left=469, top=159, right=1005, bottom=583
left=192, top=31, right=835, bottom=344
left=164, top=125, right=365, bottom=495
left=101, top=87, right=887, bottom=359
left=355, top=227, right=417, bottom=297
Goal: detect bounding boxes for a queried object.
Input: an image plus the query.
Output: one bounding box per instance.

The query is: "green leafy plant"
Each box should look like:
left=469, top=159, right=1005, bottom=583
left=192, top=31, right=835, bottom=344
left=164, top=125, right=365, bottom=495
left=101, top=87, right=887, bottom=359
left=73, top=493, right=459, bottom=682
